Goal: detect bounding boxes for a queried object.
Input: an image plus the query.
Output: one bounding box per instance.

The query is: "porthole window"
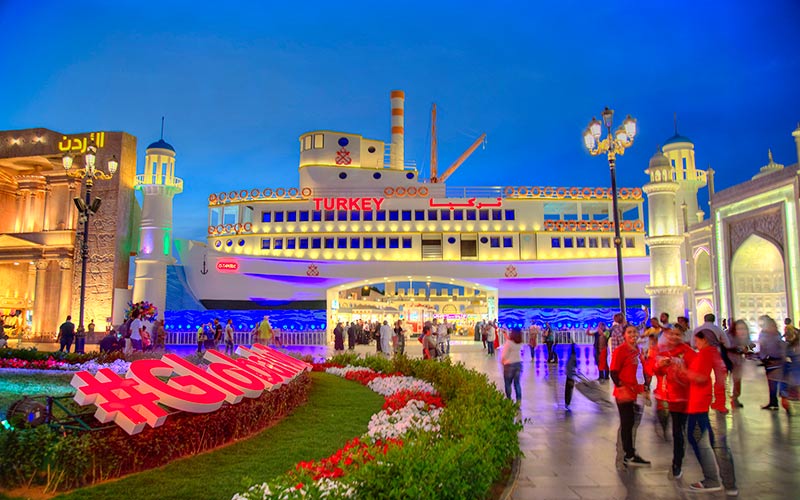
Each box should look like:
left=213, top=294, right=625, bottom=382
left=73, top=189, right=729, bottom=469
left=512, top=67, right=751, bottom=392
left=447, top=237, right=457, bottom=244
left=373, top=172, right=382, bottom=179
left=238, top=239, right=245, bottom=246
left=480, top=236, right=489, bottom=244
left=368, top=146, right=376, bottom=153
left=226, top=240, right=233, bottom=247
left=339, top=172, right=347, bottom=179
left=215, top=240, right=222, bottom=248
left=338, top=137, right=349, bottom=147
left=406, top=172, right=415, bottom=179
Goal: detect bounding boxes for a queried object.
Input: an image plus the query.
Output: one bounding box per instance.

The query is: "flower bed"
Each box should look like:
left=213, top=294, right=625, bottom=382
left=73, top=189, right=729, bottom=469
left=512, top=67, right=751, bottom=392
left=0, top=366, right=312, bottom=492
left=234, top=354, right=522, bottom=499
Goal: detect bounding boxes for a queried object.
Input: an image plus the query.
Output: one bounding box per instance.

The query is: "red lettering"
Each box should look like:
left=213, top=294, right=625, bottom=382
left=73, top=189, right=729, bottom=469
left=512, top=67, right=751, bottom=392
left=323, top=198, right=335, bottom=210
left=127, top=359, right=227, bottom=413
left=373, top=197, right=384, bottom=211
left=250, top=344, right=311, bottom=372
left=162, top=354, right=245, bottom=404
left=313, top=198, right=323, bottom=210
left=336, top=198, right=347, bottom=210
left=362, top=198, right=372, bottom=211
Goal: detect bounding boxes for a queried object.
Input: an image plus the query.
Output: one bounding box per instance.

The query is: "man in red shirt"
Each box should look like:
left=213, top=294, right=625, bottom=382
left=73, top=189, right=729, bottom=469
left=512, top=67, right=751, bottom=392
left=610, top=324, right=650, bottom=468
left=649, top=327, right=696, bottom=479
left=685, top=330, right=722, bottom=492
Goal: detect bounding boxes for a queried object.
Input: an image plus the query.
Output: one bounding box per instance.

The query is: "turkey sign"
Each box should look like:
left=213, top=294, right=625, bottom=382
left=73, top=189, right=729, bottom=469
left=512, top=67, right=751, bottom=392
left=70, top=344, right=310, bottom=435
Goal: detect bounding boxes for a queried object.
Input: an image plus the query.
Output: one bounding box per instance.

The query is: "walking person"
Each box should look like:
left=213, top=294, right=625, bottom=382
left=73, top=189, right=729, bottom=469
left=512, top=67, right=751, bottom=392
left=758, top=315, right=786, bottom=410
left=726, top=320, right=750, bottom=408
left=684, top=329, right=724, bottom=492
left=543, top=323, right=556, bottom=363
left=57, top=315, right=75, bottom=353
left=379, top=320, right=393, bottom=357
left=528, top=323, right=539, bottom=363
left=649, top=327, right=696, bottom=478
left=486, top=321, right=497, bottom=356
left=588, top=322, right=609, bottom=379
left=224, top=319, right=235, bottom=355
left=611, top=324, right=650, bottom=468
left=501, top=327, right=524, bottom=403
left=565, top=342, right=577, bottom=410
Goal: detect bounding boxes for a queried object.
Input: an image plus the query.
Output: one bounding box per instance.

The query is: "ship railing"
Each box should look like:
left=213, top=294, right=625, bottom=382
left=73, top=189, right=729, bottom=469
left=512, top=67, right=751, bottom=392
left=135, top=174, right=184, bottom=190
left=165, top=330, right=327, bottom=346
left=444, top=186, right=507, bottom=199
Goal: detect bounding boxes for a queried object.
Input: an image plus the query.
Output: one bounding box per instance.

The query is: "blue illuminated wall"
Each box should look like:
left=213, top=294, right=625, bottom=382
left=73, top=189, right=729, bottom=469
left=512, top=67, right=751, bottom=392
left=498, top=298, right=650, bottom=330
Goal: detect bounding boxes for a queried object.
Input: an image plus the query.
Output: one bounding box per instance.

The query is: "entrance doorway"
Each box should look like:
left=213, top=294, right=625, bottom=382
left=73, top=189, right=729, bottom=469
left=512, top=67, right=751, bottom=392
left=731, top=234, right=787, bottom=333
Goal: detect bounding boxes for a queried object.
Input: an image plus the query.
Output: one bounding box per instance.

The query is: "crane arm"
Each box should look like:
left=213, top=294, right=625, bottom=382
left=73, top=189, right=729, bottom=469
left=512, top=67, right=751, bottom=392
left=437, top=133, right=486, bottom=183
left=430, top=104, right=438, bottom=182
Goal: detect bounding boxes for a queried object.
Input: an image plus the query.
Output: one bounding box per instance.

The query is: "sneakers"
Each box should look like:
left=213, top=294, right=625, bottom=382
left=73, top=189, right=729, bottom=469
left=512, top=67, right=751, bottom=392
left=623, top=455, right=651, bottom=467
left=688, top=481, right=723, bottom=493
left=732, top=399, right=744, bottom=408
left=726, top=488, right=739, bottom=496
left=669, top=465, right=682, bottom=479
left=761, top=404, right=779, bottom=410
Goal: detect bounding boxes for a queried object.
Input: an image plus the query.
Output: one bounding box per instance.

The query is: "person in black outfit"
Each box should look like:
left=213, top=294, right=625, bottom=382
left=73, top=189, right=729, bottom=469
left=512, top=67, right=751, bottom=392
left=544, top=323, right=558, bottom=363
left=58, top=315, right=76, bottom=353
left=333, top=322, right=345, bottom=351
left=347, top=322, right=357, bottom=350
left=99, top=331, right=122, bottom=352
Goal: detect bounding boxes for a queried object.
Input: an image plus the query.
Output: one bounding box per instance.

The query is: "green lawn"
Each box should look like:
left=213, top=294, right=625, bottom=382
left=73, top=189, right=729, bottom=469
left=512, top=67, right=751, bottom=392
left=49, top=372, right=383, bottom=500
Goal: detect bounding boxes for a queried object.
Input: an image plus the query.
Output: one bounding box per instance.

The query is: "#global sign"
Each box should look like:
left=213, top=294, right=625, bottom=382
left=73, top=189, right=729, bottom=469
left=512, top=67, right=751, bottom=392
left=70, top=345, right=310, bottom=435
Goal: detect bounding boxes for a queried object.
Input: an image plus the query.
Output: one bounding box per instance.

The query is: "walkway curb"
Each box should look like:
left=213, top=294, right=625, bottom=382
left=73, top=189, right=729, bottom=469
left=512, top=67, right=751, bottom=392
left=498, top=455, right=521, bottom=500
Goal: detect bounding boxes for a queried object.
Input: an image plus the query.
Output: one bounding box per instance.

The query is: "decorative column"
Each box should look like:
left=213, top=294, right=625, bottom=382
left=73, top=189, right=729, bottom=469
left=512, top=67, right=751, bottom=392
left=643, top=150, right=687, bottom=317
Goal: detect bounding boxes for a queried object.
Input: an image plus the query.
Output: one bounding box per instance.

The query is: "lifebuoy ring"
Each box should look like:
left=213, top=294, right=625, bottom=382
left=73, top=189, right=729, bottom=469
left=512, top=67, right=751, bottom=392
left=250, top=188, right=260, bottom=198
left=301, top=187, right=313, bottom=197
left=395, top=186, right=406, bottom=197
left=632, top=188, right=642, bottom=198
left=556, top=221, right=566, bottom=231
left=518, top=186, right=529, bottom=196
left=544, top=220, right=554, bottom=230
left=406, top=186, right=417, bottom=196
left=263, top=188, right=273, bottom=198
left=218, top=192, right=227, bottom=202
left=216, top=224, right=225, bottom=234
left=239, top=190, right=248, bottom=199
left=568, top=221, right=577, bottom=231
left=229, top=191, right=238, bottom=200
left=243, top=222, right=252, bottom=232
left=619, top=188, right=630, bottom=199
left=556, top=187, right=567, bottom=198
left=578, top=221, right=588, bottom=231
left=594, top=187, right=605, bottom=198
left=601, top=220, right=610, bottom=231
left=581, top=188, right=592, bottom=198
left=543, top=187, right=554, bottom=197
left=590, top=221, right=600, bottom=231
left=569, top=187, right=580, bottom=198
left=208, top=194, right=217, bottom=203
left=418, top=186, right=429, bottom=196
left=384, top=187, right=395, bottom=197
left=634, top=220, right=644, bottom=231
left=224, top=224, right=233, bottom=233
left=504, top=186, right=515, bottom=197
left=208, top=225, right=216, bottom=234
left=288, top=188, right=299, bottom=197
left=530, top=186, right=540, bottom=196
left=275, top=188, right=286, bottom=197
left=234, top=223, right=242, bottom=233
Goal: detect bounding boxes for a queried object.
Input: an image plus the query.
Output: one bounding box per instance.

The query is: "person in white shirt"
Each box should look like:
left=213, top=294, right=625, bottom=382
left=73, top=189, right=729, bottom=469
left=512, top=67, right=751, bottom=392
left=379, top=320, right=393, bottom=357
left=437, top=319, right=450, bottom=355
left=486, top=322, right=497, bottom=355
left=501, top=327, right=524, bottom=402
left=129, top=312, right=144, bottom=352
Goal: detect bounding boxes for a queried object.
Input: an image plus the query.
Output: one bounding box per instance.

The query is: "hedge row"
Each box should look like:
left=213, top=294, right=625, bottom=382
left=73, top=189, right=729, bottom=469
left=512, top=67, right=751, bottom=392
left=0, top=371, right=311, bottom=492
left=298, top=353, right=522, bottom=500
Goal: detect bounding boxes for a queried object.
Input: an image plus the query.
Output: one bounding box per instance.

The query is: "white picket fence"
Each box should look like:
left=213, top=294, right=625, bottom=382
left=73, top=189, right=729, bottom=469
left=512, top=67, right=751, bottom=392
left=165, top=330, right=328, bottom=346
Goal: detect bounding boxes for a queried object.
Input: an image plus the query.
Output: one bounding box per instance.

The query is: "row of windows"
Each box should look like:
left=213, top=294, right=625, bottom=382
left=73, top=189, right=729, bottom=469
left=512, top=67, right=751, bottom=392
left=550, top=236, right=635, bottom=248
left=262, top=209, right=517, bottom=223
left=257, top=235, right=517, bottom=251
left=262, top=236, right=414, bottom=250
left=300, top=134, right=324, bottom=151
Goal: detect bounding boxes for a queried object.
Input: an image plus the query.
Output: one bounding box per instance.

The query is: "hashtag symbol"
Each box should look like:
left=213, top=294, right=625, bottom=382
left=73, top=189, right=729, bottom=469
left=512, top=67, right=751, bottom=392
left=71, top=368, right=168, bottom=435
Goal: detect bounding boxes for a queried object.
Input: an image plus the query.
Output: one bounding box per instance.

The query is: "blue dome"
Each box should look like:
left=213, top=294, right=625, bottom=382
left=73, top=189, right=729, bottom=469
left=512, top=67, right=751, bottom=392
left=663, top=134, right=692, bottom=146
left=147, top=139, right=175, bottom=152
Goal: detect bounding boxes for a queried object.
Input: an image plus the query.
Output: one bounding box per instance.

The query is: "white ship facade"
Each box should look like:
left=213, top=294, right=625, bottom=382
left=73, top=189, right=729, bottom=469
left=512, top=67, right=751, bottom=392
left=177, top=91, right=649, bottom=327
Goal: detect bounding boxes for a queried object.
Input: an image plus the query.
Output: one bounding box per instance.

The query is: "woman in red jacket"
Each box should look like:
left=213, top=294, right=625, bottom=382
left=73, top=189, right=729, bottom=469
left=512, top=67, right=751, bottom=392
left=649, top=327, right=696, bottom=479
left=611, top=324, right=650, bottom=468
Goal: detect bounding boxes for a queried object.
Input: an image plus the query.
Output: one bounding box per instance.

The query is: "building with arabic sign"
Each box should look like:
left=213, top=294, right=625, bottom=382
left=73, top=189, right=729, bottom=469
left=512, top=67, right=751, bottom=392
left=171, top=91, right=651, bottom=333
left=0, top=129, right=137, bottom=336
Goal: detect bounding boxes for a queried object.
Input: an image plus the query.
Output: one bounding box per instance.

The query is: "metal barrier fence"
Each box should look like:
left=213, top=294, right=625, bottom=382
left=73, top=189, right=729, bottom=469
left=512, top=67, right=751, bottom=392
left=518, top=330, right=593, bottom=345
left=165, top=330, right=328, bottom=346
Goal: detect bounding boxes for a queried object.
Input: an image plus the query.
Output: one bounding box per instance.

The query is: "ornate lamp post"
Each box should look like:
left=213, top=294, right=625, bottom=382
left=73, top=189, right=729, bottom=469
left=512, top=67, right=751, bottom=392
left=62, top=143, right=118, bottom=349
left=583, top=107, right=637, bottom=318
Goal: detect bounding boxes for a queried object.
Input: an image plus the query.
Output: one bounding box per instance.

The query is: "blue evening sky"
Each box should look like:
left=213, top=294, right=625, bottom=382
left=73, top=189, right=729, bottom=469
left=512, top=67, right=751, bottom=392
left=1, top=0, right=798, bottom=241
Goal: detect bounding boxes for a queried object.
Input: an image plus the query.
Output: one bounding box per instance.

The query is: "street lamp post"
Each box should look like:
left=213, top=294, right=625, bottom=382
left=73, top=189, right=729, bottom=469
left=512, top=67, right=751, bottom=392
left=583, top=107, right=637, bottom=318
left=62, top=143, right=118, bottom=351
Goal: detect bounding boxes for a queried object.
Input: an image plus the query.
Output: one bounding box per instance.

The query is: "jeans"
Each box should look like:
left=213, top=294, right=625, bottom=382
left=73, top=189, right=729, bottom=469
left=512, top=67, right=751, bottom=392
left=616, top=401, right=642, bottom=459
left=487, top=340, right=495, bottom=355
left=546, top=341, right=557, bottom=362
left=710, top=410, right=737, bottom=490
left=503, top=362, right=522, bottom=401
left=59, top=338, right=73, bottom=353
left=687, top=412, right=720, bottom=486
left=670, top=411, right=688, bottom=470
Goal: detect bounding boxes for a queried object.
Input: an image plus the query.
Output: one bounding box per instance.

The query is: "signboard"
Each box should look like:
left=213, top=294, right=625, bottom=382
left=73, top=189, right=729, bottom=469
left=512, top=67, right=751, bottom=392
left=70, top=345, right=310, bottom=435
left=216, top=260, right=239, bottom=272
left=312, top=197, right=385, bottom=211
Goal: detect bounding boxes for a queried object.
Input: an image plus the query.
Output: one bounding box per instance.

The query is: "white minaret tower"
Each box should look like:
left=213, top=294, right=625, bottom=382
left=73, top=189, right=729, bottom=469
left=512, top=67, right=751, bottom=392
left=643, top=149, right=687, bottom=318
left=132, top=127, right=183, bottom=318
left=661, top=130, right=707, bottom=229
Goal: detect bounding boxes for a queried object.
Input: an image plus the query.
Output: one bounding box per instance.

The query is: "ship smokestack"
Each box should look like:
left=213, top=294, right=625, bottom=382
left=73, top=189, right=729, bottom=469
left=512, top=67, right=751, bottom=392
left=390, top=90, right=405, bottom=170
